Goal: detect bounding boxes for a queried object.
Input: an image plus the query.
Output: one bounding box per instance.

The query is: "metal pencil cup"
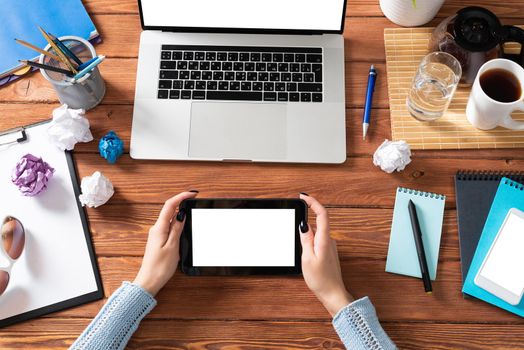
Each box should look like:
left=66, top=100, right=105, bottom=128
left=39, top=36, right=105, bottom=110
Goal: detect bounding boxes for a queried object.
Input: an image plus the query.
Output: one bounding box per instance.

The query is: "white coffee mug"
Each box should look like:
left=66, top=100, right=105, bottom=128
left=466, top=59, right=524, bottom=130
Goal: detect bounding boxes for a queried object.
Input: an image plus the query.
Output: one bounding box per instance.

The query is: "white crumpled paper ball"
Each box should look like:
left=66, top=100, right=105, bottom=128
left=79, top=171, right=114, bottom=208
left=373, top=139, right=412, bottom=174
left=47, top=104, right=93, bottom=151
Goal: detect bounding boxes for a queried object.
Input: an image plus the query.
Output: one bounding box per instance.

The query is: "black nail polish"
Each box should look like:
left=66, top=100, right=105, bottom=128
left=176, top=209, right=186, bottom=222
left=300, top=192, right=309, bottom=196
left=189, top=189, right=199, bottom=193
left=300, top=220, right=308, bottom=233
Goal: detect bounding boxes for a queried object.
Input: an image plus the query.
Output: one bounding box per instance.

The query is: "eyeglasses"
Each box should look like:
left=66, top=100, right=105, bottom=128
left=0, top=216, right=25, bottom=296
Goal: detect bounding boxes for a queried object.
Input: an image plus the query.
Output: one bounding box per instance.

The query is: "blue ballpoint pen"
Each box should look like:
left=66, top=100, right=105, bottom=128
left=362, top=64, right=377, bottom=140
left=72, top=55, right=105, bottom=82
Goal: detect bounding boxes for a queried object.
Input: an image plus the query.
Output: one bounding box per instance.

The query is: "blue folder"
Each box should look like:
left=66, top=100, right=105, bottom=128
left=463, top=178, right=524, bottom=317
left=0, top=0, right=99, bottom=82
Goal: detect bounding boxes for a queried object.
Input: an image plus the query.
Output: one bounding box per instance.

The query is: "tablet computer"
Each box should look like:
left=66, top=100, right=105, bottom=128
left=179, top=199, right=307, bottom=275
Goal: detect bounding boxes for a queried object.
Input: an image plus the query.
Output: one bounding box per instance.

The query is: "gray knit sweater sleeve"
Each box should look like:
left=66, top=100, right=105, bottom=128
left=333, top=297, right=397, bottom=350
left=69, top=282, right=157, bottom=350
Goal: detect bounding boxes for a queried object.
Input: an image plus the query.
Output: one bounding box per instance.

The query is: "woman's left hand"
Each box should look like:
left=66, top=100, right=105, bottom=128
left=133, top=191, right=198, bottom=296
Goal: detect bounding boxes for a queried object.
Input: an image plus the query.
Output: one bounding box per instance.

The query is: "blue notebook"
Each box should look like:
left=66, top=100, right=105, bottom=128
left=0, top=0, right=99, bottom=84
left=463, top=178, right=524, bottom=317
left=386, top=187, right=446, bottom=280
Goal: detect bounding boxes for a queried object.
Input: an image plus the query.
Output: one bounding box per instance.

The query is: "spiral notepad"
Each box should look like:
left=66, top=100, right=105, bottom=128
left=386, top=188, right=446, bottom=280
left=455, top=171, right=524, bottom=285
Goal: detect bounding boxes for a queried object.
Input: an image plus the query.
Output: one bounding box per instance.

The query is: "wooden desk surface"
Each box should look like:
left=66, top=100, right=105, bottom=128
left=1, top=1, right=524, bottom=349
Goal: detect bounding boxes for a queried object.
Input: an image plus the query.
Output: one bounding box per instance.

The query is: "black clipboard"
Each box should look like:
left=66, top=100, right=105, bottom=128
left=0, top=121, right=104, bottom=328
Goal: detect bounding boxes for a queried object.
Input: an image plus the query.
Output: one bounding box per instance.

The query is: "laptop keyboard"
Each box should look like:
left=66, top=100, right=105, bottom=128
left=157, top=45, right=323, bottom=102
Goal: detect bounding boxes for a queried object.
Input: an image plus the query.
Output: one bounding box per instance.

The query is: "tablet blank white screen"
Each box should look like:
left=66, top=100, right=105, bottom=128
left=479, top=212, right=524, bottom=296
left=192, top=209, right=295, bottom=266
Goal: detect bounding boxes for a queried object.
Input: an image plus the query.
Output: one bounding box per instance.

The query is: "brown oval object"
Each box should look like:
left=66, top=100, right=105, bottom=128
left=2, top=217, right=25, bottom=260
left=0, top=271, right=9, bottom=296
left=480, top=68, right=522, bottom=103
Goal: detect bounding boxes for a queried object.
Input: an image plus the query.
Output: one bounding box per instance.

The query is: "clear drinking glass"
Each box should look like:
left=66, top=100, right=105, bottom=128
left=406, top=52, right=462, bottom=121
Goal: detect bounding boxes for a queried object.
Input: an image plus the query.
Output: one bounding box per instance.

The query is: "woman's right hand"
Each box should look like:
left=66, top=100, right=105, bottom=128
left=299, top=193, right=354, bottom=317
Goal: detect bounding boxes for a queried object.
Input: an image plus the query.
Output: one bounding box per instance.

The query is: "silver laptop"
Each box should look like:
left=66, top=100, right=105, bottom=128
left=131, top=0, right=347, bottom=163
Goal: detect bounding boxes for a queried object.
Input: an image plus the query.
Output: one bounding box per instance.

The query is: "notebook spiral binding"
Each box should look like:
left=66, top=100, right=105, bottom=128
left=504, top=178, right=524, bottom=191
left=397, top=187, right=446, bottom=200
left=456, top=170, right=524, bottom=182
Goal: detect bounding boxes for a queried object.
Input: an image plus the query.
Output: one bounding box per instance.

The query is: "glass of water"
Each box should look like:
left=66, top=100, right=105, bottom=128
left=406, top=52, right=462, bottom=121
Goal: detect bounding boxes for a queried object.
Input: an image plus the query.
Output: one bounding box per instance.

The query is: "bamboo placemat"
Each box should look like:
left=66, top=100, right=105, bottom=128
left=384, top=27, right=524, bottom=150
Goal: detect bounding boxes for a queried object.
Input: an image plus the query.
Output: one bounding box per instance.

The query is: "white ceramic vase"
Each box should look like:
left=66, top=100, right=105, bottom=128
left=379, top=0, right=445, bottom=27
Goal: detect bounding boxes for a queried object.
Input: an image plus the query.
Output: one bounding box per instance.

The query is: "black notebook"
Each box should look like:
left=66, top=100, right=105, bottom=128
left=454, top=171, right=524, bottom=288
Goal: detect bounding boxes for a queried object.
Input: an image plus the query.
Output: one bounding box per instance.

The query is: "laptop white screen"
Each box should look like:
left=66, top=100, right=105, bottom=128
left=140, top=0, right=346, bottom=32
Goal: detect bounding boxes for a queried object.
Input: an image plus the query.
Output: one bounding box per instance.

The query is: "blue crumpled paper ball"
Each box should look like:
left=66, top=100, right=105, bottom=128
left=98, top=131, right=124, bottom=164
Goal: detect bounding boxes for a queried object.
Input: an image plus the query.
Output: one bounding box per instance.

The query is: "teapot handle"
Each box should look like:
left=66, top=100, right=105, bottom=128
left=501, top=25, right=524, bottom=67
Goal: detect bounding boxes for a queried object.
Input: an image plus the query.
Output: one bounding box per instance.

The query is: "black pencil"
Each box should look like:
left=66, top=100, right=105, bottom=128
left=408, top=199, right=433, bottom=294
left=19, top=60, right=74, bottom=77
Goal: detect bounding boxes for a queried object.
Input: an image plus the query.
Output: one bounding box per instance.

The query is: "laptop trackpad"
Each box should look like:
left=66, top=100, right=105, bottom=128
left=189, top=102, right=287, bottom=160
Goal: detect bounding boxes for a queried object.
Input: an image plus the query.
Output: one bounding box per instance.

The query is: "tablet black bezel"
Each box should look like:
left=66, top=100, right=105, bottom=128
left=179, top=198, right=307, bottom=276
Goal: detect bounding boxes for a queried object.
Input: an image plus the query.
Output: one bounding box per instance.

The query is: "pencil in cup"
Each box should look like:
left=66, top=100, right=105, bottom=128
left=38, top=36, right=106, bottom=111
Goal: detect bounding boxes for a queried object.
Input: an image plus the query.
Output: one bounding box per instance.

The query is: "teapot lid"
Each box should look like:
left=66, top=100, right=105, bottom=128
left=454, top=6, right=501, bottom=52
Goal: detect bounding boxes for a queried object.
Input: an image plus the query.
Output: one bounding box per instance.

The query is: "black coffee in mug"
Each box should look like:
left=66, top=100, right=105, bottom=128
left=479, top=68, right=522, bottom=103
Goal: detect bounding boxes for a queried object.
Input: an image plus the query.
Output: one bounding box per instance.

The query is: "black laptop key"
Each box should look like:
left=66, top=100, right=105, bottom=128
left=267, top=63, right=278, bottom=72
left=228, top=52, right=238, bottom=61
left=292, top=73, right=303, bottom=82
left=250, top=53, right=261, bottom=61
left=270, top=73, right=280, bottom=81
left=196, top=81, right=206, bottom=90
left=295, top=54, right=306, bottom=62
left=281, top=73, right=291, bottom=82
left=263, top=92, right=277, bottom=101
left=247, top=72, right=258, bottom=81
left=278, top=63, right=289, bottom=72
left=213, top=71, right=223, bottom=80
left=278, top=92, right=289, bottom=101
left=245, top=62, right=255, bottom=71
left=287, top=82, right=297, bottom=92
left=183, top=52, right=194, bottom=60
left=299, top=83, right=322, bottom=92
left=160, top=61, right=177, bottom=69
left=190, top=71, right=201, bottom=80
left=202, top=71, right=212, bottom=80
left=207, top=81, right=218, bottom=90
left=177, top=61, right=188, bottom=70
left=206, top=52, right=216, bottom=61
left=195, top=52, right=205, bottom=60
left=307, top=54, right=322, bottom=63
left=235, top=72, right=246, bottom=81
left=179, top=70, right=190, bottom=79
left=304, top=73, right=314, bottom=83
left=169, top=90, right=180, bottom=99
left=211, top=62, right=221, bottom=70
left=172, top=51, right=183, bottom=60
left=275, top=83, right=286, bottom=92
left=224, top=71, right=235, bottom=80
left=192, top=90, right=205, bottom=99
left=158, top=90, right=168, bottom=99
left=284, top=54, right=294, bottom=62
left=184, top=80, right=195, bottom=90
left=161, top=51, right=171, bottom=60
left=188, top=61, right=199, bottom=70
left=207, top=91, right=263, bottom=101
left=289, top=92, right=300, bottom=101
left=253, top=82, right=263, bottom=91
left=273, top=53, right=283, bottom=62
left=160, top=70, right=178, bottom=79
left=159, top=80, right=172, bottom=89
left=301, top=63, right=311, bottom=72
left=230, top=82, right=240, bottom=90
left=218, top=81, right=229, bottom=90
left=181, top=90, right=192, bottom=99
left=264, top=82, right=274, bottom=91
left=239, top=52, right=250, bottom=61
left=234, top=62, right=244, bottom=71
left=262, top=53, right=272, bottom=62
left=312, top=93, right=323, bottom=102
left=199, top=61, right=210, bottom=70
left=258, top=72, right=269, bottom=81
left=241, top=82, right=252, bottom=90
left=290, top=63, right=300, bottom=72
left=217, top=52, right=227, bottom=61
left=256, top=63, right=266, bottom=71
left=173, top=80, right=183, bottom=89
left=222, top=62, right=233, bottom=71
left=300, top=92, right=311, bottom=102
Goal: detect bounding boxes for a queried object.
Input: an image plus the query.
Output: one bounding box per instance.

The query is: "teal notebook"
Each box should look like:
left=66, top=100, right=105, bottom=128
left=386, top=188, right=446, bottom=280
left=463, top=178, right=524, bottom=317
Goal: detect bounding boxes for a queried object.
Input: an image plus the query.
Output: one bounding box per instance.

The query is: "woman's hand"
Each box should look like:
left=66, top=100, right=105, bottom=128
left=133, top=191, right=198, bottom=296
left=299, top=193, right=354, bottom=316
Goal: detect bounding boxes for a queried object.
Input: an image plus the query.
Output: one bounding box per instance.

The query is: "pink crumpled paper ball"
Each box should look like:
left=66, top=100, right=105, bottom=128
left=11, top=154, right=55, bottom=196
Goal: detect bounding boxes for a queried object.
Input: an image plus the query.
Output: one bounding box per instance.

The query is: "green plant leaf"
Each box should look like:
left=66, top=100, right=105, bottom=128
left=412, top=0, right=417, bottom=8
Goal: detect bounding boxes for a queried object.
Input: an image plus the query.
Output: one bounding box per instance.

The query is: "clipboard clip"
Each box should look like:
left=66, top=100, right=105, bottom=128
left=0, top=127, right=28, bottom=147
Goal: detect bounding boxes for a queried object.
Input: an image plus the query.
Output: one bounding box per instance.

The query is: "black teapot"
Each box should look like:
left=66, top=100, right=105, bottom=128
left=429, top=7, right=524, bottom=85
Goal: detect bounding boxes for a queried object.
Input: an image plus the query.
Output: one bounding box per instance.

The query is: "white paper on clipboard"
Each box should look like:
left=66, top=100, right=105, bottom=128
left=0, top=122, right=100, bottom=322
